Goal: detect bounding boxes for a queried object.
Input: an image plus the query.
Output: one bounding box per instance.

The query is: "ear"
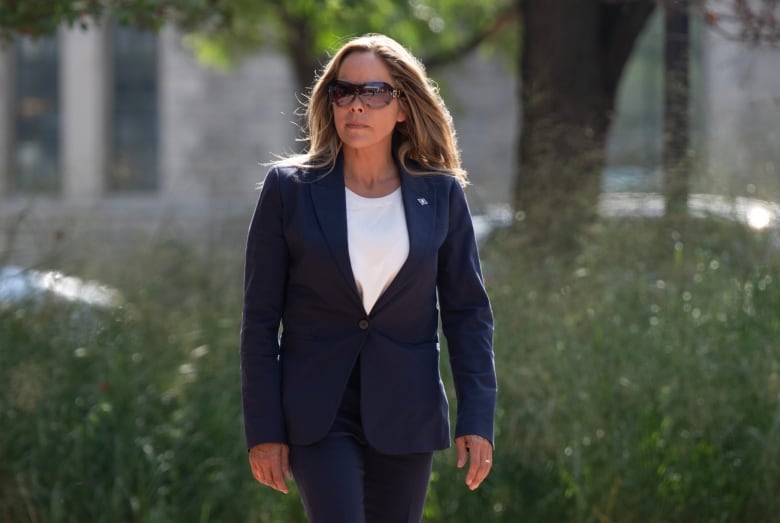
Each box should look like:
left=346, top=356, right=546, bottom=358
left=396, top=106, right=408, bottom=123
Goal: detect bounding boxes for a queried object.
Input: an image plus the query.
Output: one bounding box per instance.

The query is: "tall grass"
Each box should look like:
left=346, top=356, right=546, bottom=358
left=0, top=241, right=305, bottom=522
left=464, top=218, right=780, bottom=523
left=1, top=217, right=778, bottom=522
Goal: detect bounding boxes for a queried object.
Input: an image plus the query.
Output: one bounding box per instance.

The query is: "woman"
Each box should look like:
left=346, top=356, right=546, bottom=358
left=240, top=33, right=496, bottom=522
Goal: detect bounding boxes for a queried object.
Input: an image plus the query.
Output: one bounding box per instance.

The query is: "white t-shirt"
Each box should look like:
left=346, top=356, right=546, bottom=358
left=345, top=186, right=409, bottom=314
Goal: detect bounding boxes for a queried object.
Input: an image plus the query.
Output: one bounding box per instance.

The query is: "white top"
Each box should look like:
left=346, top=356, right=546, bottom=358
left=346, top=186, right=409, bottom=314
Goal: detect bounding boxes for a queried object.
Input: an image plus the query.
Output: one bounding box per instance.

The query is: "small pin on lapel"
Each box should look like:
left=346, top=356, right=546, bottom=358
left=417, top=198, right=428, bottom=206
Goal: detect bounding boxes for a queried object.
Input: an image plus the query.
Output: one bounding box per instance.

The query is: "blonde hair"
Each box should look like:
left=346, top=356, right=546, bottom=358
left=278, top=34, right=468, bottom=187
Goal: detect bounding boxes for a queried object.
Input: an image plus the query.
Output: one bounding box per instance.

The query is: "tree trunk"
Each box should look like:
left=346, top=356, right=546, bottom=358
left=284, top=21, right=317, bottom=91
left=514, top=0, right=655, bottom=250
left=663, top=2, right=691, bottom=218
left=278, top=8, right=318, bottom=149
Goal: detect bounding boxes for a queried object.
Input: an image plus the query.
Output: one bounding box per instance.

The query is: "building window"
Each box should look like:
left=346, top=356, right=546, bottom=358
left=109, top=25, right=158, bottom=192
left=14, top=36, right=60, bottom=194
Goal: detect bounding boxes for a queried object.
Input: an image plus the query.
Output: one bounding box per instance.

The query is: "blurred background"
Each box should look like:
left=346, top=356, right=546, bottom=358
left=1, top=1, right=779, bottom=522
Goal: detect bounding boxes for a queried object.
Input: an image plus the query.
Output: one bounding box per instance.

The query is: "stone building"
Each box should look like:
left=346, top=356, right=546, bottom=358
left=0, top=22, right=517, bottom=265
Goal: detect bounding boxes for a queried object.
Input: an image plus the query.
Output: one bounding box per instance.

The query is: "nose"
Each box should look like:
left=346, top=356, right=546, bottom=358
left=348, top=95, right=365, bottom=112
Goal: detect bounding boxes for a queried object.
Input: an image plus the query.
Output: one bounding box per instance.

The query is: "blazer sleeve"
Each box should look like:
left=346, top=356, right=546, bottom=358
left=240, top=167, right=289, bottom=449
left=437, top=180, right=497, bottom=445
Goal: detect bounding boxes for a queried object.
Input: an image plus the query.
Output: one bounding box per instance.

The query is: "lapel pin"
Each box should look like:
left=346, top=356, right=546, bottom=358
left=417, top=198, right=428, bottom=206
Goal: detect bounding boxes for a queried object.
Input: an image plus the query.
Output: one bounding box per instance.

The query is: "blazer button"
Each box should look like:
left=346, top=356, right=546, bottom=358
left=358, top=319, right=369, bottom=330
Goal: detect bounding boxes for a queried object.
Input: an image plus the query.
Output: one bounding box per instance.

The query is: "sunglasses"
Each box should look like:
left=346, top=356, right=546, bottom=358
left=328, top=80, right=402, bottom=109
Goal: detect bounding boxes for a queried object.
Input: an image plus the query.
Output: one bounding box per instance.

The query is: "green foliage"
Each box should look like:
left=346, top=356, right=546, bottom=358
left=1, top=217, right=778, bottom=522
left=0, top=0, right=224, bottom=40
left=0, top=0, right=518, bottom=85
left=185, top=0, right=517, bottom=81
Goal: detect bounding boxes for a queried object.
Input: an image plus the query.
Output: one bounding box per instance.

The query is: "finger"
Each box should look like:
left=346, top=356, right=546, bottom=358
left=281, top=444, right=292, bottom=479
left=466, top=442, right=492, bottom=490
left=469, top=454, right=492, bottom=490
left=249, top=454, right=265, bottom=484
left=267, top=461, right=289, bottom=494
left=455, top=437, right=468, bottom=468
left=465, top=446, right=482, bottom=489
left=254, top=459, right=284, bottom=493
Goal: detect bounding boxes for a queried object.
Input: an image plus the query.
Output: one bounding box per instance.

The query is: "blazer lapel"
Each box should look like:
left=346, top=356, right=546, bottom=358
left=371, top=168, right=435, bottom=313
left=309, top=158, right=361, bottom=301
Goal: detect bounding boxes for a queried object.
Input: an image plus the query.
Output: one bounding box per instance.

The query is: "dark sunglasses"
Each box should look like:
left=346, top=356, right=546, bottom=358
left=328, top=80, right=402, bottom=109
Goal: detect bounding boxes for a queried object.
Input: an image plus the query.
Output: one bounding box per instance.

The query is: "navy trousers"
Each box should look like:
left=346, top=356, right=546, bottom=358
left=289, top=358, right=434, bottom=523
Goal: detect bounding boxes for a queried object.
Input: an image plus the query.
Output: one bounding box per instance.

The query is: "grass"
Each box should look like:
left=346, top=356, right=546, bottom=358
left=472, top=217, right=780, bottom=522
left=1, top=216, right=778, bottom=522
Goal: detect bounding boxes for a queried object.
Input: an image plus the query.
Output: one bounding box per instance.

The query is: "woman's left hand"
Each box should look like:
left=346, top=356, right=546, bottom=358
left=455, top=434, right=493, bottom=490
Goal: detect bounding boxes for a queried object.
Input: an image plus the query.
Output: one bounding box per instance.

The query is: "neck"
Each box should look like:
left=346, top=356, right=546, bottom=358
left=342, top=147, right=398, bottom=186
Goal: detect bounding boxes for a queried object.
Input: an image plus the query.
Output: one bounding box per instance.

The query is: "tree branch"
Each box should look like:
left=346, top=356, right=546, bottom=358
left=422, top=4, right=522, bottom=71
left=694, top=0, right=780, bottom=45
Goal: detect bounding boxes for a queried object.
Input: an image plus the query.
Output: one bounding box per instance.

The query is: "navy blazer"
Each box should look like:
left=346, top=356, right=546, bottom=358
left=240, top=157, right=496, bottom=455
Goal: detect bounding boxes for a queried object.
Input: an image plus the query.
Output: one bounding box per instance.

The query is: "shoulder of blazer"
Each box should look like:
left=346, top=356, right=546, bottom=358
left=267, top=164, right=319, bottom=182
left=267, top=163, right=342, bottom=189
left=400, top=166, right=460, bottom=191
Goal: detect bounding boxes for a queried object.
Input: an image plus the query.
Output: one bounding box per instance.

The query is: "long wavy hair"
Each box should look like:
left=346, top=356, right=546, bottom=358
left=277, top=34, right=468, bottom=187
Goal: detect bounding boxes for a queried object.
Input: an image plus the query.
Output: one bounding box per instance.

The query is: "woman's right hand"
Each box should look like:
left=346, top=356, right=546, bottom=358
left=248, top=442, right=292, bottom=494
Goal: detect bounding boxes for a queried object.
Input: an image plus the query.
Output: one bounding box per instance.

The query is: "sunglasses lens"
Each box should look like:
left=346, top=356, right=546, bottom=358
left=330, top=83, right=354, bottom=106
left=360, top=85, right=394, bottom=108
left=329, top=81, right=398, bottom=108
